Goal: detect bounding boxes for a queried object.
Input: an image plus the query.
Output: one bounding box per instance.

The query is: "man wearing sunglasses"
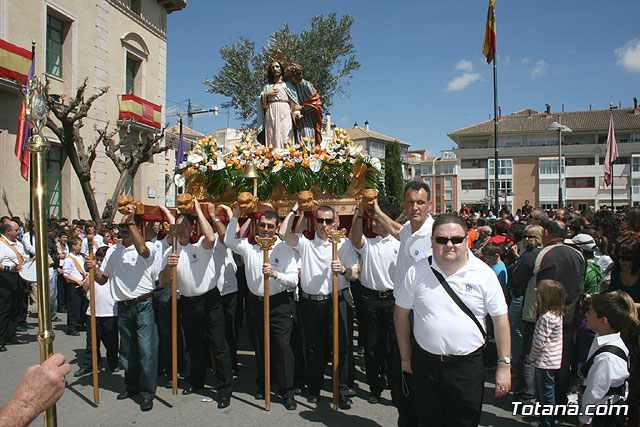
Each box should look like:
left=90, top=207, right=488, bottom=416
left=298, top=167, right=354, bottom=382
left=395, top=213, right=510, bottom=426
left=158, top=200, right=233, bottom=408
left=225, top=205, right=300, bottom=410
left=85, top=204, right=158, bottom=412
left=281, top=202, right=359, bottom=409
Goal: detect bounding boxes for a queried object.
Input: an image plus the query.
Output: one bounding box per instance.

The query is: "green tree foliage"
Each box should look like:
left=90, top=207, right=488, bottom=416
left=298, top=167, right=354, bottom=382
left=379, top=140, right=405, bottom=220
left=204, top=13, right=360, bottom=128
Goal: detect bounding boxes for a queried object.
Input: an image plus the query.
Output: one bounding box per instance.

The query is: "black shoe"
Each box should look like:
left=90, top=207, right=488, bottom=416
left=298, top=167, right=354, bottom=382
left=16, top=325, right=28, bottom=332
left=182, top=384, right=204, bottom=395
left=254, top=391, right=265, bottom=400
left=65, top=329, right=80, bottom=336
left=24, top=324, right=36, bottom=330
left=367, top=394, right=380, bottom=404
left=338, top=395, right=352, bottom=410
left=343, top=387, right=356, bottom=397
left=307, top=395, right=319, bottom=404
left=116, top=390, right=138, bottom=400
left=51, top=316, right=62, bottom=322
left=0, top=346, right=6, bottom=352
left=6, top=337, right=28, bottom=345
left=218, top=396, right=231, bottom=409
left=74, top=366, right=92, bottom=377
left=284, top=396, right=297, bottom=410
left=108, top=366, right=119, bottom=373
left=58, top=307, right=67, bottom=313
left=164, top=379, right=173, bottom=389
left=140, top=398, right=153, bottom=411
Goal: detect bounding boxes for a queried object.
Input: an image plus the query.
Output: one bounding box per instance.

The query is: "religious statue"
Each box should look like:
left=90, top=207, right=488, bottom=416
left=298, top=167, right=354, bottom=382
left=285, top=63, right=323, bottom=148
left=256, top=61, right=298, bottom=149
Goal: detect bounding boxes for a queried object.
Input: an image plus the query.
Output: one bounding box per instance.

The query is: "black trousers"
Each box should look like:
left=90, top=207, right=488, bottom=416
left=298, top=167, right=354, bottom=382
left=180, top=288, right=233, bottom=398
left=0, top=272, right=22, bottom=346
left=358, top=288, right=397, bottom=397
left=221, top=291, right=238, bottom=371
left=555, top=322, right=577, bottom=405
left=80, top=315, right=119, bottom=370
left=246, top=292, right=295, bottom=397
left=66, top=279, right=87, bottom=332
left=57, top=269, right=67, bottom=310
left=412, top=345, right=485, bottom=427
left=300, top=293, right=349, bottom=397
left=289, top=293, right=307, bottom=389
left=153, top=285, right=185, bottom=374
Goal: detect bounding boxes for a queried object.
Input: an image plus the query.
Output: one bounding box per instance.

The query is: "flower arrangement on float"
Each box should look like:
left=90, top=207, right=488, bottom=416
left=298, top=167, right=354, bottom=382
left=177, top=127, right=381, bottom=201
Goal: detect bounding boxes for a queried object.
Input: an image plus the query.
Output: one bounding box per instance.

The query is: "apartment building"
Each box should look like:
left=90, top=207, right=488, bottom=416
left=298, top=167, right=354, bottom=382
left=448, top=104, right=640, bottom=212
left=406, top=150, right=458, bottom=213
left=0, top=0, right=185, bottom=219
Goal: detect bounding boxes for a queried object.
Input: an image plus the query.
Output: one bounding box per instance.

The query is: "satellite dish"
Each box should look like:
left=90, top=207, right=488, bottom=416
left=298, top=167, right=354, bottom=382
left=174, top=174, right=186, bottom=187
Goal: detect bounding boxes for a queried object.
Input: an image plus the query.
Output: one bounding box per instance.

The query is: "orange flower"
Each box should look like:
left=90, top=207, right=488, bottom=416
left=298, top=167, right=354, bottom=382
left=323, top=166, right=330, bottom=172
left=314, top=154, right=320, bottom=159
left=258, top=164, right=265, bottom=170
left=256, top=149, right=263, bottom=156
left=301, top=159, right=310, bottom=168
left=234, top=163, right=242, bottom=170
left=275, top=154, right=281, bottom=160
left=323, top=154, right=330, bottom=161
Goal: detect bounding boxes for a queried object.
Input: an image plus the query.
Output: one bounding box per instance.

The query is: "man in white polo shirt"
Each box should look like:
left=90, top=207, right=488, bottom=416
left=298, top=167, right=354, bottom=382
left=87, top=205, right=157, bottom=412
left=225, top=206, right=300, bottom=410
left=350, top=201, right=400, bottom=405
left=395, top=213, right=511, bottom=426
left=159, top=200, right=233, bottom=409
left=281, top=202, right=358, bottom=409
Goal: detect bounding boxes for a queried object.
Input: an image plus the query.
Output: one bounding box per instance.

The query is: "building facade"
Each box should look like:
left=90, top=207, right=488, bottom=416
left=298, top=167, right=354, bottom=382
left=406, top=150, right=458, bottom=213
left=0, top=0, right=185, bottom=220
left=345, top=121, right=410, bottom=177
left=448, top=105, right=640, bottom=213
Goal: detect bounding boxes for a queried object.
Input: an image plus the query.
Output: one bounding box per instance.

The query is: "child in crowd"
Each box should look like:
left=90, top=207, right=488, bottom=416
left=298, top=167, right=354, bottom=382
left=579, top=292, right=634, bottom=427
left=527, top=279, right=564, bottom=427
left=62, top=237, right=88, bottom=336
left=482, top=242, right=507, bottom=295
left=74, top=246, right=119, bottom=377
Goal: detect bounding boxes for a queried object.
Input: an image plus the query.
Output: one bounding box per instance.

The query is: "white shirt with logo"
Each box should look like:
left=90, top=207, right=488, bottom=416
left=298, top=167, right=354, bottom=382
left=355, top=235, right=399, bottom=291
left=101, top=241, right=156, bottom=301
left=395, top=216, right=434, bottom=286
left=395, top=249, right=507, bottom=355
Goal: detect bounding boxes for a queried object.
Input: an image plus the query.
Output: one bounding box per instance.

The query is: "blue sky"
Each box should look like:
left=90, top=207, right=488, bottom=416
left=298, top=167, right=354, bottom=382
left=166, top=0, right=640, bottom=155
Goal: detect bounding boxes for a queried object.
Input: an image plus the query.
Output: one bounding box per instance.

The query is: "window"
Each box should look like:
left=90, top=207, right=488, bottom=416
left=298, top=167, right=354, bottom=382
left=539, top=158, right=565, bottom=175
left=489, top=178, right=513, bottom=196
left=125, top=56, right=140, bottom=94
left=541, top=203, right=558, bottom=210
left=488, top=159, right=512, bottom=176
left=633, top=156, right=640, bottom=173
left=438, top=163, right=455, bottom=174
left=500, top=138, right=521, bottom=147
left=46, top=146, right=63, bottom=217
left=461, top=180, right=487, bottom=190
left=565, top=157, right=594, bottom=166
left=444, top=177, right=453, bottom=200
left=633, top=179, right=640, bottom=195
left=566, top=177, right=595, bottom=188
left=368, top=142, right=384, bottom=159
left=600, top=156, right=630, bottom=164
left=445, top=203, right=453, bottom=212
left=577, top=203, right=588, bottom=211
left=46, top=15, right=63, bottom=77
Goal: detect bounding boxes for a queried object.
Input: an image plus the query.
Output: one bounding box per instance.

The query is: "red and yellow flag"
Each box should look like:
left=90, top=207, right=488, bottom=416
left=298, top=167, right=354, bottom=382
left=119, top=94, right=162, bottom=129
left=0, top=39, right=31, bottom=84
left=482, top=0, right=496, bottom=64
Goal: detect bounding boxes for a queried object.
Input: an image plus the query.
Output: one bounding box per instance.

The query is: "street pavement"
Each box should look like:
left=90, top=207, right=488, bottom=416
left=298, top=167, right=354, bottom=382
left=0, top=305, right=562, bottom=426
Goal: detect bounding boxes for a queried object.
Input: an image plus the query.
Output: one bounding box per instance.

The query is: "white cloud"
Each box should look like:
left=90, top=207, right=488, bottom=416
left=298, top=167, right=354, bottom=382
left=531, top=60, right=549, bottom=78
left=340, top=115, right=349, bottom=123
left=520, top=58, right=530, bottom=65
left=446, top=73, right=481, bottom=91
left=455, top=59, right=473, bottom=73
left=502, top=56, right=512, bottom=66
left=615, top=38, right=640, bottom=72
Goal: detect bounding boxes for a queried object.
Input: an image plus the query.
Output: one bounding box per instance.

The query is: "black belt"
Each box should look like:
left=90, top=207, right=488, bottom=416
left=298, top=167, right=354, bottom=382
left=120, top=292, right=153, bottom=306
left=300, top=288, right=347, bottom=301
left=181, top=287, right=219, bottom=300
left=249, top=290, right=288, bottom=302
left=418, top=345, right=484, bottom=363
left=361, top=286, right=394, bottom=299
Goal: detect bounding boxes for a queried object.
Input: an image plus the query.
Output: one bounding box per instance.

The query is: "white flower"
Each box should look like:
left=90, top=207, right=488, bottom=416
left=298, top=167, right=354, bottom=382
left=352, top=144, right=364, bottom=154
left=309, top=158, right=322, bottom=172
left=198, top=165, right=207, bottom=172
left=349, top=157, right=357, bottom=164
left=274, top=148, right=289, bottom=156
left=371, top=157, right=382, bottom=171
left=187, top=153, right=204, bottom=164
left=320, top=140, right=329, bottom=151
left=213, top=158, right=226, bottom=171
left=272, top=162, right=283, bottom=173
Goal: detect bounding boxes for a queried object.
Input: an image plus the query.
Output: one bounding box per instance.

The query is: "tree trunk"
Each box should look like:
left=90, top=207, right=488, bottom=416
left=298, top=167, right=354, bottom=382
left=101, top=170, right=133, bottom=223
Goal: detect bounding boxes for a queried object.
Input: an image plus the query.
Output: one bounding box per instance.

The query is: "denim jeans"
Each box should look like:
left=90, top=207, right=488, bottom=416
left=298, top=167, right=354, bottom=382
left=508, top=295, right=524, bottom=375
left=515, top=320, right=536, bottom=400
left=535, top=367, right=557, bottom=427
left=49, top=269, right=58, bottom=316
left=118, top=297, right=158, bottom=400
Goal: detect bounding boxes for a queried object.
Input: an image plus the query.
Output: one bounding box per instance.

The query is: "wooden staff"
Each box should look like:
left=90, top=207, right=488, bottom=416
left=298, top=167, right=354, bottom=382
left=326, top=228, right=347, bottom=411
left=87, top=234, right=99, bottom=405
left=254, top=235, right=276, bottom=411
left=169, top=224, right=179, bottom=395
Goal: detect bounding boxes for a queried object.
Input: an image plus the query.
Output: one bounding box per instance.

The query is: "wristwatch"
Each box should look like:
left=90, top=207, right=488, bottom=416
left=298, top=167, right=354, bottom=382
left=497, top=356, right=511, bottom=365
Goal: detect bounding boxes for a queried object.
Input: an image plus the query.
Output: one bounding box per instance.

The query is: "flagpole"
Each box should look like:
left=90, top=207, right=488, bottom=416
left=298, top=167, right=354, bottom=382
left=493, top=56, right=499, bottom=213
left=610, top=107, right=614, bottom=210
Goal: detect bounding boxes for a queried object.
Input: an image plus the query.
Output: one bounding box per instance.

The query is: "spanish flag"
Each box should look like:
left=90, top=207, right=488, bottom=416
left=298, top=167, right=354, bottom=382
left=482, top=0, right=496, bottom=64
left=0, top=39, right=31, bottom=84
left=119, top=94, right=162, bottom=129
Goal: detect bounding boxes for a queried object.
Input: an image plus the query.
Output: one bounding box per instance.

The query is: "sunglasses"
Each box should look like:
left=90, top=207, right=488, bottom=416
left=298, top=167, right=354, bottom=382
left=258, top=222, right=276, bottom=230
left=523, top=235, right=537, bottom=239
left=315, top=218, right=334, bottom=225
left=434, top=236, right=466, bottom=245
